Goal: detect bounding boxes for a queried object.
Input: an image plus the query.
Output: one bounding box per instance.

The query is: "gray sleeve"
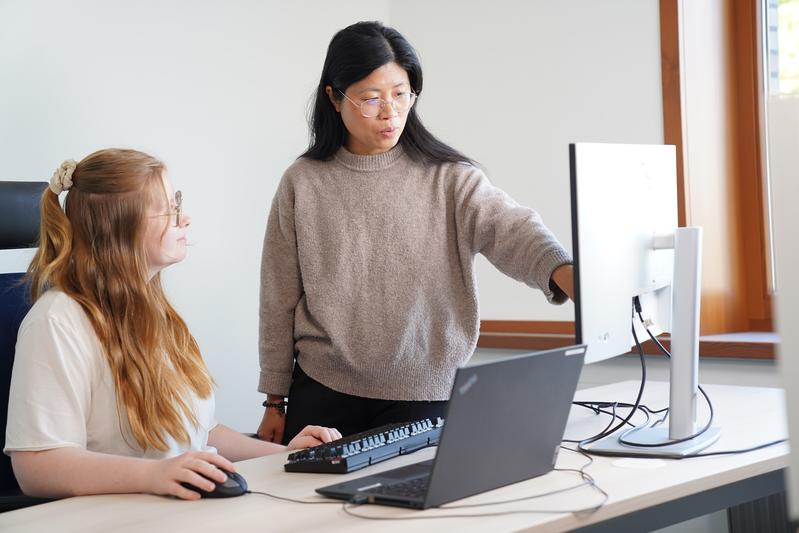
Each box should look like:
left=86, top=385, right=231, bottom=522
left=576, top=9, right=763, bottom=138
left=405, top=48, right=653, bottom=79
left=258, top=175, right=301, bottom=395
left=454, top=166, right=572, bottom=304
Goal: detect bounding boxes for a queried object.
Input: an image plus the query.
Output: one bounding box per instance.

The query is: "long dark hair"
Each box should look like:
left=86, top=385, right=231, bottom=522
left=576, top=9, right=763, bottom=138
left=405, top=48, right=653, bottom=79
left=302, top=21, right=473, bottom=165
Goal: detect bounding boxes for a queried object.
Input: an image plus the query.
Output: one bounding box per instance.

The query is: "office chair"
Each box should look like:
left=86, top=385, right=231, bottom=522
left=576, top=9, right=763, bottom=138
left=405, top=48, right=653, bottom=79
left=0, top=181, right=53, bottom=512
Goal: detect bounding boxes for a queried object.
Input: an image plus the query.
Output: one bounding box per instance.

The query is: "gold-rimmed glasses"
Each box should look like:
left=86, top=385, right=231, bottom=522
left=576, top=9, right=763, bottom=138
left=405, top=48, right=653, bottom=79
left=338, top=90, right=417, bottom=118
left=151, top=190, right=183, bottom=227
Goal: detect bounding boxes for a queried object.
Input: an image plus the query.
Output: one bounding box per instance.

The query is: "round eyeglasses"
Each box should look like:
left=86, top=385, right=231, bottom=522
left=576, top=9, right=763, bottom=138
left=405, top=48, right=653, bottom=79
left=338, top=90, right=417, bottom=118
left=150, top=190, right=183, bottom=227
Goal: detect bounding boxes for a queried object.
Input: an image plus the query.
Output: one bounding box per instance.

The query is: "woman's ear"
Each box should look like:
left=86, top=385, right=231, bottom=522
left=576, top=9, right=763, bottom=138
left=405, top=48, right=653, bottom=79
left=325, top=86, right=342, bottom=112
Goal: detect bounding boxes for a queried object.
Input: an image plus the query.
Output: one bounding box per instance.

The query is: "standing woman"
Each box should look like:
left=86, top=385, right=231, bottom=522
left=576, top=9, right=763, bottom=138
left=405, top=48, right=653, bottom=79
left=5, top=149, right=339, bottom=500
left=257, top=21, right=574, bottom=445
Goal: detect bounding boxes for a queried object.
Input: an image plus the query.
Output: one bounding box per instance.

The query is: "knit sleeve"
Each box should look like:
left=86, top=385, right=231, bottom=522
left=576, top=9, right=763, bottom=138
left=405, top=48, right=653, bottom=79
left=258, top=173, right=302, bottom=396
left=453, top=165, right=572, bottom=304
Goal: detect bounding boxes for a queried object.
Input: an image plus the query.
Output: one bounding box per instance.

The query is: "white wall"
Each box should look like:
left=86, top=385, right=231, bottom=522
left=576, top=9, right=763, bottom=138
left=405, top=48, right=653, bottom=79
left=392, top=0, right=664, bottom=320
left=0, top=0, right=663, bottom=430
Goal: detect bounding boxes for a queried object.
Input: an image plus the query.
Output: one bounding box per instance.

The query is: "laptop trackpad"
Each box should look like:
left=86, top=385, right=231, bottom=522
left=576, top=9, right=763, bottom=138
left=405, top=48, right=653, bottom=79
left=378, top=460, right=434, bottom=480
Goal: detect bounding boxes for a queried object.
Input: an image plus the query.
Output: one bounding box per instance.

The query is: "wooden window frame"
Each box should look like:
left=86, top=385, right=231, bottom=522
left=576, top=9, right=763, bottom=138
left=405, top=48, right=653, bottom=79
left=478, top=0, right=776, bottom=359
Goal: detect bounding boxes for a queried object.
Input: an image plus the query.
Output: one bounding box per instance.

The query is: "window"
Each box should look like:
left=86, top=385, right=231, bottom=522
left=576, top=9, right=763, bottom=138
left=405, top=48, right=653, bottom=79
left=763, top=0, right=799, bottom=295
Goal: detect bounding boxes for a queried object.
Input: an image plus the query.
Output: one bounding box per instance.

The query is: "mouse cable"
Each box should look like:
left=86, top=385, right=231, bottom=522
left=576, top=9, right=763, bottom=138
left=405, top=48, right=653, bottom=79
left=340, top=446, right=608, bottom=520
left=245, top=490, right=340, bottom=505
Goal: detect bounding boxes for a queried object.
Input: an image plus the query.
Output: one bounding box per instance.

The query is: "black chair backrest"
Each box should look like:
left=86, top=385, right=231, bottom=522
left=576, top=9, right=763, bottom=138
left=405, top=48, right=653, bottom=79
left=0, top=181, right=47, bottom=492
left=0, top=182, right=46, bottom=250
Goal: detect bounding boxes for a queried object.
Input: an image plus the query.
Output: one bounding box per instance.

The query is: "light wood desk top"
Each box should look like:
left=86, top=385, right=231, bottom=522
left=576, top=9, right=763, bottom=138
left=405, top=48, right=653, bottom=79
left=0, top=381, right=788, bottom=533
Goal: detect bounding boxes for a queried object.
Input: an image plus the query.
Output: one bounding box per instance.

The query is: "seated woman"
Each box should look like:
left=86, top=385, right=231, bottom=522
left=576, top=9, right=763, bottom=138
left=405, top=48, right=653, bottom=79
left=4, top=149, right=340, bottom=500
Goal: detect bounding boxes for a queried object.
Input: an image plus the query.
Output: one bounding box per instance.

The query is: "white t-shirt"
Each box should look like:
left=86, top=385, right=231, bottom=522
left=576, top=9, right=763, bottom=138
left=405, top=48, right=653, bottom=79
left=4, top=290, right=217, bottom=459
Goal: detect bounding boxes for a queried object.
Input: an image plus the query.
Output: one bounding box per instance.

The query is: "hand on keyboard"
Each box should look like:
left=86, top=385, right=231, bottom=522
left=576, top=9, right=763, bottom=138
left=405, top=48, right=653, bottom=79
left=286, top=425, right=343, bottom=451
left=284, top=418, right=444, bottom=474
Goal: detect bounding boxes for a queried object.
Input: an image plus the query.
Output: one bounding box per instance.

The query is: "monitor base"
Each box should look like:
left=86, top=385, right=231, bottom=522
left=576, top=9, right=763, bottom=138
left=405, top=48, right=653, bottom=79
left=585, top=426, right=721, bottom=458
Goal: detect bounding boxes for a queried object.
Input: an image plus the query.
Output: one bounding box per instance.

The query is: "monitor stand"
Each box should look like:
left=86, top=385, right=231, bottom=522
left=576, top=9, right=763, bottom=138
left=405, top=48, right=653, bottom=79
left=585, top=227, right=721, bottom=457
left=585, top=424, right=721, bottom=458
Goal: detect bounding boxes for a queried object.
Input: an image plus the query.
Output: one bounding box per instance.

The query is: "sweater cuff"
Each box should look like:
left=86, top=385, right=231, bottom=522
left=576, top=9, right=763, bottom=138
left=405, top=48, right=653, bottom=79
left=535, top=248, right=573, bottom=304
left=258, top=370, right=293, bottom=397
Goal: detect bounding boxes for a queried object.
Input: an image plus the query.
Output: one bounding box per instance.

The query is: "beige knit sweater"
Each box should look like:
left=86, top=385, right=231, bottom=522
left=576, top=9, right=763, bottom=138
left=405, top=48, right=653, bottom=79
left=258, top=145, right=571, bottom=401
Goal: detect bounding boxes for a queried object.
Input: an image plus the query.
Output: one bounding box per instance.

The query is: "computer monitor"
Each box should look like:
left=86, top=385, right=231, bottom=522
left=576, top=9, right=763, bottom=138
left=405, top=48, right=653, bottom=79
left=768, top=98, right=799, bottom=522
left=569, top=142, right=720, bottom=456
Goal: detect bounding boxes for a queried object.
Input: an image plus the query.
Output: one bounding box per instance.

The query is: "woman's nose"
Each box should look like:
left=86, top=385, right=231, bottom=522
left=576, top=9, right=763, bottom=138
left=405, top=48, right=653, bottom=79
left=179, top=212, right=192, bottom=228
left=379, top=101, right=399, bottom=119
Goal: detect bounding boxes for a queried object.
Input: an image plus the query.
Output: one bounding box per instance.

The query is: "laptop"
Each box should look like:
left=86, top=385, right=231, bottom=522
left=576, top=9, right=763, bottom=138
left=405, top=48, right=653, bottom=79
left=316, top=344, right=586, bottom=509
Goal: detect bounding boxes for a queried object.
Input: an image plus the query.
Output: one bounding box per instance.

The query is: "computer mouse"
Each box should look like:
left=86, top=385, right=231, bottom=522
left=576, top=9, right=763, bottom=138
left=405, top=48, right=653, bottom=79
left=182, top=469, right=248, bottom=498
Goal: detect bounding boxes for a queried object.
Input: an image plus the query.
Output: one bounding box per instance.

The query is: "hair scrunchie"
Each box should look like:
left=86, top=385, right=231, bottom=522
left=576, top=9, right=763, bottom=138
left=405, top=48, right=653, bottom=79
left=49, top=159, right=77, bottom=195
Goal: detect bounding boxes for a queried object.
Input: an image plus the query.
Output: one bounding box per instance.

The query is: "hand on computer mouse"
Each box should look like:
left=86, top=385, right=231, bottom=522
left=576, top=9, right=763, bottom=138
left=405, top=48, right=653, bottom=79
left=181, top=469, right=248, bottom=499
left=145, top=450, right=238, bottom=500
left=286, top=425, right=343, bottom=450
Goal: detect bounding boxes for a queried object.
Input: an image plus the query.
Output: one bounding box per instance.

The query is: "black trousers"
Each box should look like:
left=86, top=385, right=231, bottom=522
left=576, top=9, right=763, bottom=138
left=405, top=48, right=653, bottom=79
left=281, top=364, right=448, bottom=445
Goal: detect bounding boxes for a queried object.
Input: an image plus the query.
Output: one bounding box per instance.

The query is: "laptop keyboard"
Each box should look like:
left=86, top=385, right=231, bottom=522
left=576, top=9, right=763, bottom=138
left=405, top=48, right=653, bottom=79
left=368, top=476, right=430, bottom=499
left=284, top=418, right=444, bottom=474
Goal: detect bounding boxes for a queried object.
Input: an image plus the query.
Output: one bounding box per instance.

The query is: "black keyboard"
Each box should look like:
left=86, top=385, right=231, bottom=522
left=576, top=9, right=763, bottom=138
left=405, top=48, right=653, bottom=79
left=369, top=476, right=430, bottom=498
left=284, top=418, right=443, bottom=474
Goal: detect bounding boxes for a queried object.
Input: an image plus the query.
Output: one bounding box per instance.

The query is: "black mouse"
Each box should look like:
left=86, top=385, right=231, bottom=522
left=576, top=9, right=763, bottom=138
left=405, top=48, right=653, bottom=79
left=182, top=469, right=248, bottom=498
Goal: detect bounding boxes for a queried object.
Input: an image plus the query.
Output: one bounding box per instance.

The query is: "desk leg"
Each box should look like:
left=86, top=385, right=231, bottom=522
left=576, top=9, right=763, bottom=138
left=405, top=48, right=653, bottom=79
left=727, top=492, right=791, bottom=533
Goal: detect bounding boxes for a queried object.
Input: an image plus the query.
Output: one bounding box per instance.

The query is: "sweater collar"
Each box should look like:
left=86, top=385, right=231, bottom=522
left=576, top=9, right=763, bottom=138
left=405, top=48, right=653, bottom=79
left=333, top=144, right=405, bottom=172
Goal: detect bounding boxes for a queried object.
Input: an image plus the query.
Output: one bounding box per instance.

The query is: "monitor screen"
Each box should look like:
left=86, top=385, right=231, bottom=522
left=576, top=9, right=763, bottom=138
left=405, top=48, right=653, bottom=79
left=570, top=142, right=677, bottom=364
left=569, top=142, right=719, bottom=456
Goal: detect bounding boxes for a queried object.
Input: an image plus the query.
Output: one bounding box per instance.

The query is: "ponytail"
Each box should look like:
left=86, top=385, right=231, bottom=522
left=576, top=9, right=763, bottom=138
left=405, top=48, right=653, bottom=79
left=28, top=189, right=73, bottom=302
left=24, top=149, right=214, bottom=452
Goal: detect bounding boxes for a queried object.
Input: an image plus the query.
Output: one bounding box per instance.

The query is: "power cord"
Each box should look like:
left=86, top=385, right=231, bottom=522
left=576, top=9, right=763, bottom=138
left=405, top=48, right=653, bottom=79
left=615, top=298, right=716, bottom=448
left=573, top=296, right=786, bottom=458
left=339, top=446, right=608, bottom=520
left=574, top=300, right=649, bottom=453
left=245, top=447, right=608, bottom=520
left=635, top=310, right=786, bottom=456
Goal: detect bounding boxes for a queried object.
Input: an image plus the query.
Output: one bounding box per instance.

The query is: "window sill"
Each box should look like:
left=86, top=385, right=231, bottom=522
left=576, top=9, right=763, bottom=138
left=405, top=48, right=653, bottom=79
left=478, top=321, right=778, bottom=360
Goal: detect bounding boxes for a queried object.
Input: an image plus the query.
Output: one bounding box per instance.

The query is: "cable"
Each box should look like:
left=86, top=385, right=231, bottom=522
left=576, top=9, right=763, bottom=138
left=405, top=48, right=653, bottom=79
left=245, top=490, right=340, bottom=505
left=615, top=304, right=715, bottom=448
left=245, top=447, right=608, bottom=520
left=563, top=401, right=625, bottom=443
left=637, top=317, right=787, bottom=456
left=575, top=300, right=649, bottom=453
left=567, top=400, right=671, bottom=444
left=687, top=439, right=787, bottom=457
left=563, top=402, right=637, bottom=443
left=339, top=446, right=608, bottom=520
left=575, top=297, right=785, bottom=459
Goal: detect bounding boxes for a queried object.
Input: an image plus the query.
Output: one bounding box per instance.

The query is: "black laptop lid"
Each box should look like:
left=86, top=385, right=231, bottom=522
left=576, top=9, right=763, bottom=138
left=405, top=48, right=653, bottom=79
left=424, top=345, right=586, bottom=508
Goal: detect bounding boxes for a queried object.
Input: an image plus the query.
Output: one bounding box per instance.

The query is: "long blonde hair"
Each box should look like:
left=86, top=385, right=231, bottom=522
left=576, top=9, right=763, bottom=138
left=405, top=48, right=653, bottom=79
left=28, top=148, right=213, bottom=451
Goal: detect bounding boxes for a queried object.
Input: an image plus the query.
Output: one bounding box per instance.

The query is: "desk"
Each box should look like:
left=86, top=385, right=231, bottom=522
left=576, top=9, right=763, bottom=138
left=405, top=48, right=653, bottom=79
left=0, top=381, right=788, bottom=533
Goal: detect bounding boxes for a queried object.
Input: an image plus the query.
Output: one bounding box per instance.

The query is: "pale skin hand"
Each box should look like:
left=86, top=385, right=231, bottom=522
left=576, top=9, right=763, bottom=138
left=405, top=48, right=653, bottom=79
left=10, top=424, right=341, bottom=501
left=144, top=451, right=236, bottom=500
left=551, top=264, right=575, bottom=302
left=211, top=423, right=341, bottom=459
left=10, top=447, right=236, bottom=501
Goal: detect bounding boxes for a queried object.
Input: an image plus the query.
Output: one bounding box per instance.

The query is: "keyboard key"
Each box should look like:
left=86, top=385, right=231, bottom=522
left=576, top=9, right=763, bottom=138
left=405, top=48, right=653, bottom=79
left=284, top=418, right=444, bottom=474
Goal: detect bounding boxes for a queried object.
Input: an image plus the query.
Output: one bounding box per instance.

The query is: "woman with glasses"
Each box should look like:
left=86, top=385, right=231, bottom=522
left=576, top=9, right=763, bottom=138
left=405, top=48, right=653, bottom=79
left=257, top=21, right=574, bottom=444
left=5, top=149, right=340, bottom=500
